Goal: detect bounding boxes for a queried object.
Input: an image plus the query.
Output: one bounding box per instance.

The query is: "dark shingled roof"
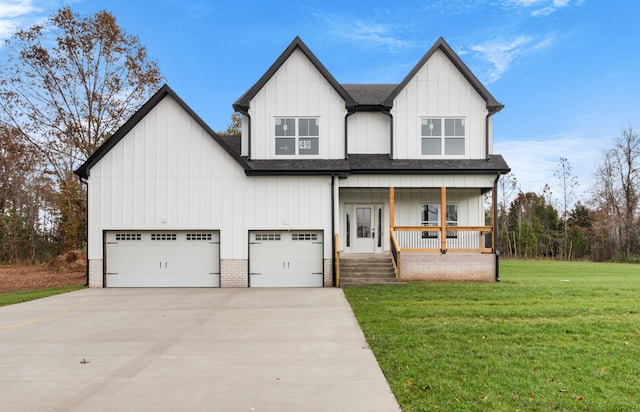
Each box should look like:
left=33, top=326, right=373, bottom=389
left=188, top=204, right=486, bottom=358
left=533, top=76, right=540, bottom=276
left=342, top=84, right=397, bottom=107
left=348, top=154, right=510, bottom=174
left=215, top=135, right=510, bottom=176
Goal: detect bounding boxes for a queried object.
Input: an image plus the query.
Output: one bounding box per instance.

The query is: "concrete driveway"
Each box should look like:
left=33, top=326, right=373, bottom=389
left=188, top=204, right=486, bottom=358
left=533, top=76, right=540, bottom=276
left=0, top=288, right=400, bottom=411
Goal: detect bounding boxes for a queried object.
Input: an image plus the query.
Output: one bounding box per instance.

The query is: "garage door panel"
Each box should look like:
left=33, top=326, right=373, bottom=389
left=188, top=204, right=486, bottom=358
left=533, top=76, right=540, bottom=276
left=105, top=231, right=219, bottom=287
left=249, top=231, right=323, bottom=288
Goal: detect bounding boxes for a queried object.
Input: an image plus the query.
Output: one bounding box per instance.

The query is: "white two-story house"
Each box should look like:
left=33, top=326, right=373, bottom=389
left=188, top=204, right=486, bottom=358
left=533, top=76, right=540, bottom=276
left=75, top=36, right=510, bottom=288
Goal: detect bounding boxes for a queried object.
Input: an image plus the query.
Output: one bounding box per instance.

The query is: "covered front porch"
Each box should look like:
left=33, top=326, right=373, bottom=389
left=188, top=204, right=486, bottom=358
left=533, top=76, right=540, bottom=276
left=335, top=180, right=500, bottom=285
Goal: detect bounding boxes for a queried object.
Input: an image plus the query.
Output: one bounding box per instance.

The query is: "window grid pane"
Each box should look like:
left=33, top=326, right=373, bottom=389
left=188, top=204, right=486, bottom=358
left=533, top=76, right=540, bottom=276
left=275, top=117, right=319, bottom=155
left=421, top=117, right=465, bottom=155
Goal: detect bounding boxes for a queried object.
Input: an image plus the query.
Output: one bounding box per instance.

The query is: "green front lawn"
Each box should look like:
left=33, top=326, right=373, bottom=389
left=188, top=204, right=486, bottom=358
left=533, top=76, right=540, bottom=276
left=344, top=259, right=640, bottom=411
left=0, top=285, right=85, bottom=307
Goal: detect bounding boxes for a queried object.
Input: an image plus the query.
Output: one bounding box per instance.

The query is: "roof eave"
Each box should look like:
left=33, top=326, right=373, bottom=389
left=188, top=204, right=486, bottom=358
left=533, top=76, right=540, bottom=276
left=74, top=84, right=249, bottom=179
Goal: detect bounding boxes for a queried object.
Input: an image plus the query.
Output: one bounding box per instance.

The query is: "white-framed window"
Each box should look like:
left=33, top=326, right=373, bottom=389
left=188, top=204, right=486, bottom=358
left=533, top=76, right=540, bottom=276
left=420, top=117, right=465, bottom=155
left=275, top=117, right=319, bottom=155
left=421, top=203, right=458, bottom=238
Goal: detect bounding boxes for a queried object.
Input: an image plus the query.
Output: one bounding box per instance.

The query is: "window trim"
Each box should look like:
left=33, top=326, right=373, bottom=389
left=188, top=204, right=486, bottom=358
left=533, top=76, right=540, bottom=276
left=419, top=116, right=466, bottom=157
left=274, top=116, right=320, bottom=157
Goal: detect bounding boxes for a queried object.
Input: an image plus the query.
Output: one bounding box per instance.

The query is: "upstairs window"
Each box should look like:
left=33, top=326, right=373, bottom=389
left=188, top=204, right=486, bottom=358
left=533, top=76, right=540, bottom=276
left=421, top=117, right=465, bottom=155
left=275, top=117, right=319, bottom=155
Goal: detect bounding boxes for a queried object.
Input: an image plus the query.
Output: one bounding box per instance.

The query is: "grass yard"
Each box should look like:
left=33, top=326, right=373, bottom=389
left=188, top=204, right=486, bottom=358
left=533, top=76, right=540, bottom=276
left=344, top=259, right=640, bottom=411
left=0, top=285, right=85, bottom=307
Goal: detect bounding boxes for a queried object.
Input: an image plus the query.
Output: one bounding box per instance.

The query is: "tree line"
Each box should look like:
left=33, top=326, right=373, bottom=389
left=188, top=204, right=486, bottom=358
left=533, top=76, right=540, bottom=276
left=497, top=127, right=640, bottom=262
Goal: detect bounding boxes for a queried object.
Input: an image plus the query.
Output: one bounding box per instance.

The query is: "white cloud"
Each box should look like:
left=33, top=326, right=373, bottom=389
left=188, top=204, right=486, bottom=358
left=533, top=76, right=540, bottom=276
left=0, top=0, right=43, bottom=42
left=469, top=34, right=554, bottom=83
left=306, top=7, right=414, bottom=52
left=470, top=36, right=531, bottom=83
left=495, top=133, right=612, bottom=203
left=504, top=0, right=582, bottom=16
left=333, top=21, right=414, bottom=51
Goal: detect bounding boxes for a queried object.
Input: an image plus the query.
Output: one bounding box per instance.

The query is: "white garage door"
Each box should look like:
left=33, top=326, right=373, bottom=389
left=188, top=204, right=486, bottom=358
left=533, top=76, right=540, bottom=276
left=249, top=231, right=323, bottom=287
left=105, top=231, right=220, bottom=287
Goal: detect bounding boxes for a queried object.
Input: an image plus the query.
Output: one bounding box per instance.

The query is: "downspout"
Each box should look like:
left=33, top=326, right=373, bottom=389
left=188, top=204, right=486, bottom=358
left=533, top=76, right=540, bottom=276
left=235, top=108, right=252, bottom=160
left=79, top=176, right=89, bottom=287
left=485, top=111, right=494, bottom=161
left=493, top=175, right=500, bottom=282
left=344, top=113, right=349, bottom=159
left=246, top=112, right=252, bottom=160
left=331, top=174, right=336, bottom=286
left=382, top=108, right=393, bottom=158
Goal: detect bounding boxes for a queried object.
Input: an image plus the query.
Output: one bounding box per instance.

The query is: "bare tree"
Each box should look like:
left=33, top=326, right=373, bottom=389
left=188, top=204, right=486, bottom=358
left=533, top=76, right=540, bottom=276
left=554, top=157, right=579, bottom=259
left=0, top=7, right=163, bottom=248
left=593, top=126, right=640, bottom=260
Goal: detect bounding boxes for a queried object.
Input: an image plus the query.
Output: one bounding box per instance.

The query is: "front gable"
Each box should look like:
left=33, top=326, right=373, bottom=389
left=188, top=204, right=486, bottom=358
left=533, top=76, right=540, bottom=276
left=75, top=84, right=246, bottom=179
left=387, top=38, right=503, bottom=160
left=234, top=37, right=353, bottom=160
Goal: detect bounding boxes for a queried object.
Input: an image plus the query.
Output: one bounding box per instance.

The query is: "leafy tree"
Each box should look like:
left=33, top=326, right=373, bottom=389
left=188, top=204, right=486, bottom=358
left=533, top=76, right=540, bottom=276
left=0, top=7, right=163, bottom=249
left=507, top=191, right=560, bottom=258
left=221, top=112, right=242, bottom=136
left=0, top=125, right=57, bottom=262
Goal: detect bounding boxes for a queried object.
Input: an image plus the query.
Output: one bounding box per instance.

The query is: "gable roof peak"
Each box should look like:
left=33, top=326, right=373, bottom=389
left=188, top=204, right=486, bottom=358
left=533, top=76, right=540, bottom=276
left=75, top=84, right=246, bottom=178
left=384, top=36, right=504, bottom=113
left=233, top=36, right=355, bottom=112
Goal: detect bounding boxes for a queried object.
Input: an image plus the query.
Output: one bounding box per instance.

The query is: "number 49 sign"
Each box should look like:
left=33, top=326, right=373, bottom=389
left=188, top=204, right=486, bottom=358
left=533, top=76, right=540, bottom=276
left=299, top=140, right=311, bottom=149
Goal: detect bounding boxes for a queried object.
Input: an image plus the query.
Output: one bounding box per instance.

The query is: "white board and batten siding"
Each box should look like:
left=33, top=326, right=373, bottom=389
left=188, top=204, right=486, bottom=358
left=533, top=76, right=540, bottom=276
left=391, top=49, right=489, bottom=160
left=248, top=48, right=347, bottom=160
left=347, top=112, right=390, bottom=154
left=87, top=95, right=335, bottom=277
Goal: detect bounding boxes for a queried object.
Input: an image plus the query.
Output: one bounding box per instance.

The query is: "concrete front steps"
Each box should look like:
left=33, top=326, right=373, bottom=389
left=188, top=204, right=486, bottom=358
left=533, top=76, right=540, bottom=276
left=338, top=254, right=401, bottom=286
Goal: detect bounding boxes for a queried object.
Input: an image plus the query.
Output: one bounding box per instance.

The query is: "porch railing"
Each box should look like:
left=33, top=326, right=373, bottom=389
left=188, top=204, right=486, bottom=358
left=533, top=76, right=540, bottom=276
left=394, top=226, right=494, bottom=253
left=390, top=231, right=401, bottom=280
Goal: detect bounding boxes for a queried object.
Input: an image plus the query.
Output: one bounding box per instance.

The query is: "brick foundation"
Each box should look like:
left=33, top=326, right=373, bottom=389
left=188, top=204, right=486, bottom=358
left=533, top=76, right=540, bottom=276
left=400, top=253, right=496, bottom=282
left=323, top=259, right=334, bottom=287
left=88, top=259, right=104, bottom=288
left=220, top=259, right=249, bottom=287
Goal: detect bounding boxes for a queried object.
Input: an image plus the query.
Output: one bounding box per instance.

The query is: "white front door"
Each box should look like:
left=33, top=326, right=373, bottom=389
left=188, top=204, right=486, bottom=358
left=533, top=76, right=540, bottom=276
left=353, top=206, right=376, bottom=253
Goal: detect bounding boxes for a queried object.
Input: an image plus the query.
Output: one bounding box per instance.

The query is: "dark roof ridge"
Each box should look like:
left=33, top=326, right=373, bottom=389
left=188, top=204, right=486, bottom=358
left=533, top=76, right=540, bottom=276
left=384, top=37, right=504, bottom=113
left=233, top=37, right=356, bottom=112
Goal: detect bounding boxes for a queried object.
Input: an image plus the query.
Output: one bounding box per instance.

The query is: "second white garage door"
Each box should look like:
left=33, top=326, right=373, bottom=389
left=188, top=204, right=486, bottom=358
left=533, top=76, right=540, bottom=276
left=105, top=231, right=220, bottom=287
left=249, top=231, right=323, bottom=287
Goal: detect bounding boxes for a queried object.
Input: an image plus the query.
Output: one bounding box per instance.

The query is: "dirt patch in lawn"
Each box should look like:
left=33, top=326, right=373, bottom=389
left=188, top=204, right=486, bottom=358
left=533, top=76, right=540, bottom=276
left=0, top=251, right=86, bottom=294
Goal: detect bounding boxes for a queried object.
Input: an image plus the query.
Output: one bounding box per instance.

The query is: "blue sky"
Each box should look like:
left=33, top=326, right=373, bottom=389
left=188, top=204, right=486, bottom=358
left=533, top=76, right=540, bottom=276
left=1, top=0, right=638, bottom=204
